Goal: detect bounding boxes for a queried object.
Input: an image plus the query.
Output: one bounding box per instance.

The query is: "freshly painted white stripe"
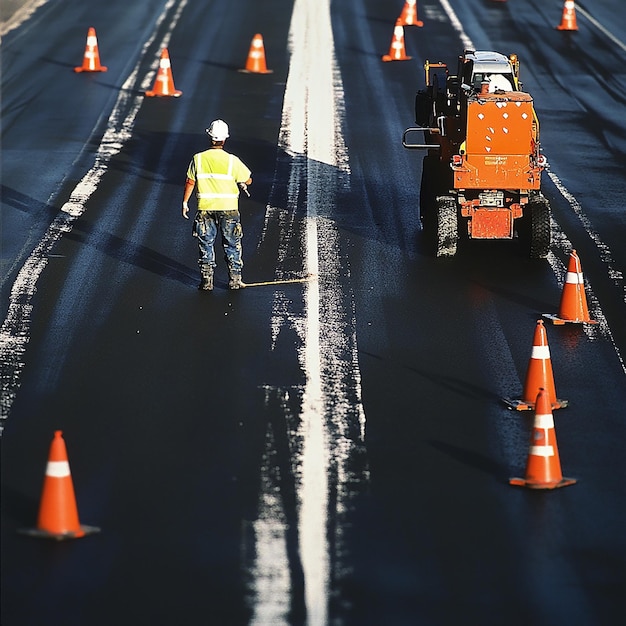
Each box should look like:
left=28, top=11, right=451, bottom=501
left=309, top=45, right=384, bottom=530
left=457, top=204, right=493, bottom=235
left=529, top=445, right=555, bottom=457
left=0, top=0, right=189, bottom=427
left=534, top=413, right=554, bottom=430
left=438, top=0, right=474, bottom=51
left=286, top=2, right=331, bottom=622
left=252, top=0, right=365, bottom=621
left=531, top=345, right=550, bottom=360
left=46, top=460, right=71, bottom=478
left=300, top=222, right=326, bottom=624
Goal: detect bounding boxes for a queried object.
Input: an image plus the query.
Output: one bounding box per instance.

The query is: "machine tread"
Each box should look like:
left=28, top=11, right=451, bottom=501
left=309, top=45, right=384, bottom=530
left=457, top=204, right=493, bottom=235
left=528, top=194, right=551, bottom=259
left=435, top=195, right=458, bottom=257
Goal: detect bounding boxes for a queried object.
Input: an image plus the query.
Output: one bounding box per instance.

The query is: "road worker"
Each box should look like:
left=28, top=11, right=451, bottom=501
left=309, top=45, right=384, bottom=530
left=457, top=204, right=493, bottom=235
left=486, top=73, right=513, bottom=93
left=182, top=120, right=252, bottom=290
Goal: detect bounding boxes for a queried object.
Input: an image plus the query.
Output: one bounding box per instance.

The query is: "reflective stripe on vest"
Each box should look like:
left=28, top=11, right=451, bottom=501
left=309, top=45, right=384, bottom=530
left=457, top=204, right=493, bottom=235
left=195, top=153, right=237, bottom=199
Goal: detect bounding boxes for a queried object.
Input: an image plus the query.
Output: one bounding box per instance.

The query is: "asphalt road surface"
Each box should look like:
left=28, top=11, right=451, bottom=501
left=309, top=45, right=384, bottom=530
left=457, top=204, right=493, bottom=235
left=2, top=1, right=625, bottom=625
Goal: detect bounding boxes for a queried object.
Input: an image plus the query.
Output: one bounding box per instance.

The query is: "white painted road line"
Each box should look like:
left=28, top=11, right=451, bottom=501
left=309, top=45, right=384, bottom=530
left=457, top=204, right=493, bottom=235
left=576, top=5, right=626, bottom=55
left=251, top=0, right=367, bottom=622
left=0, top=0, right=189, bottom=427
left=0, top=0, right=49, bottom=38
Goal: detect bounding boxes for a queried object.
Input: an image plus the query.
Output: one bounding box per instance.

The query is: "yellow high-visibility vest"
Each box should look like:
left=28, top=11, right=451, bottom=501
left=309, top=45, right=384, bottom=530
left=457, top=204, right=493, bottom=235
left=187, top=149, right=251, bottom=211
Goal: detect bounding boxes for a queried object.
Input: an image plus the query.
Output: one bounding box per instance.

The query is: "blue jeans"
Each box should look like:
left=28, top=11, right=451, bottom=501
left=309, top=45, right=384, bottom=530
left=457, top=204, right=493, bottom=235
left=193, top=210, right=243, bottom=273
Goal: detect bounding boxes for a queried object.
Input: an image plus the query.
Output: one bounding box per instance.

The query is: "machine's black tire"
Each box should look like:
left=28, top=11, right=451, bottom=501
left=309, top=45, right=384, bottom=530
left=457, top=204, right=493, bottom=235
left=415, top=90, right=431, bottom=127
left=528, top=194, right=551, bottom=259
left=435, top=195, right=458, bottom=257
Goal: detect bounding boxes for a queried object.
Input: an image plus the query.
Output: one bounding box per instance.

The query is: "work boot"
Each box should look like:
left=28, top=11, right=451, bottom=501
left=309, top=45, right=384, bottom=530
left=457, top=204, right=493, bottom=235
left=228, top=272, right=242, bottom=290
left=199, top=266, right=213, bottom=291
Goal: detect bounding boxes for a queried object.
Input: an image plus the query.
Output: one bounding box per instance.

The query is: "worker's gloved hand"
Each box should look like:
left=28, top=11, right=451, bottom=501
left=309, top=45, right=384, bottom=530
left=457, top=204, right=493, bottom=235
left=182, top=201, right=190, bottom=219
left=238, top=182, right=250, bottom=197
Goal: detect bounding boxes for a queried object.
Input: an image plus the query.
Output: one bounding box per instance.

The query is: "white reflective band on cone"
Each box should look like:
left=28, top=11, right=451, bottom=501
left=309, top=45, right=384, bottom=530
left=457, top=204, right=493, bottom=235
left=529, top=445, right=555, bottom=457
left=534, top=413, right=555, bottom=429
left=566, top=271, right=584, bottom=284
left=531, top=345, right=551, bottom=359
left=46, top=461, right=71, bottom=478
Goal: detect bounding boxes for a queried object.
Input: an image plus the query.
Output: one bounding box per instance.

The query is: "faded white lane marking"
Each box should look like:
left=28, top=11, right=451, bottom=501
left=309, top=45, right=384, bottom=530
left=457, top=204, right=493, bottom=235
left=0, top=0, right=48, bottom=38
left=547, top=171, right=625, bottom=306
left=0, top=0, right=189, bottom=427
left=249, top=392, right=292, bottom=626
left=575, top=5, right=626, bottom=54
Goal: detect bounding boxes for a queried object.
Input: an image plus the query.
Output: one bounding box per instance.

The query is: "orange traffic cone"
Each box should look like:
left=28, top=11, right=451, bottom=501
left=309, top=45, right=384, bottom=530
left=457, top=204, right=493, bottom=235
left=239, top=33, right=273, bottom=74
left=74, top=27, right=107, bottom=73
left=382, top=20, right=412, bottom=62
left=556, top=0, right=578, bottom=31
left=510, top=389, right=576, bottom=489
left=20, top=431, right=100, bottom=540
left=543, top=250, right=597, bottom=325
left=398, top=0, right=423, bottom=27
left=145, top=48, right=182, bottom=97
left=503, top=320, right=568, bottom=411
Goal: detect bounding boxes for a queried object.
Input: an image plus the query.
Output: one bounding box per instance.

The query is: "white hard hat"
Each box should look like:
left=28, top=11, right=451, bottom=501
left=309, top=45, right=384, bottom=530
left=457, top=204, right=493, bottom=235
left=206, top=119, right=229, bottom=141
